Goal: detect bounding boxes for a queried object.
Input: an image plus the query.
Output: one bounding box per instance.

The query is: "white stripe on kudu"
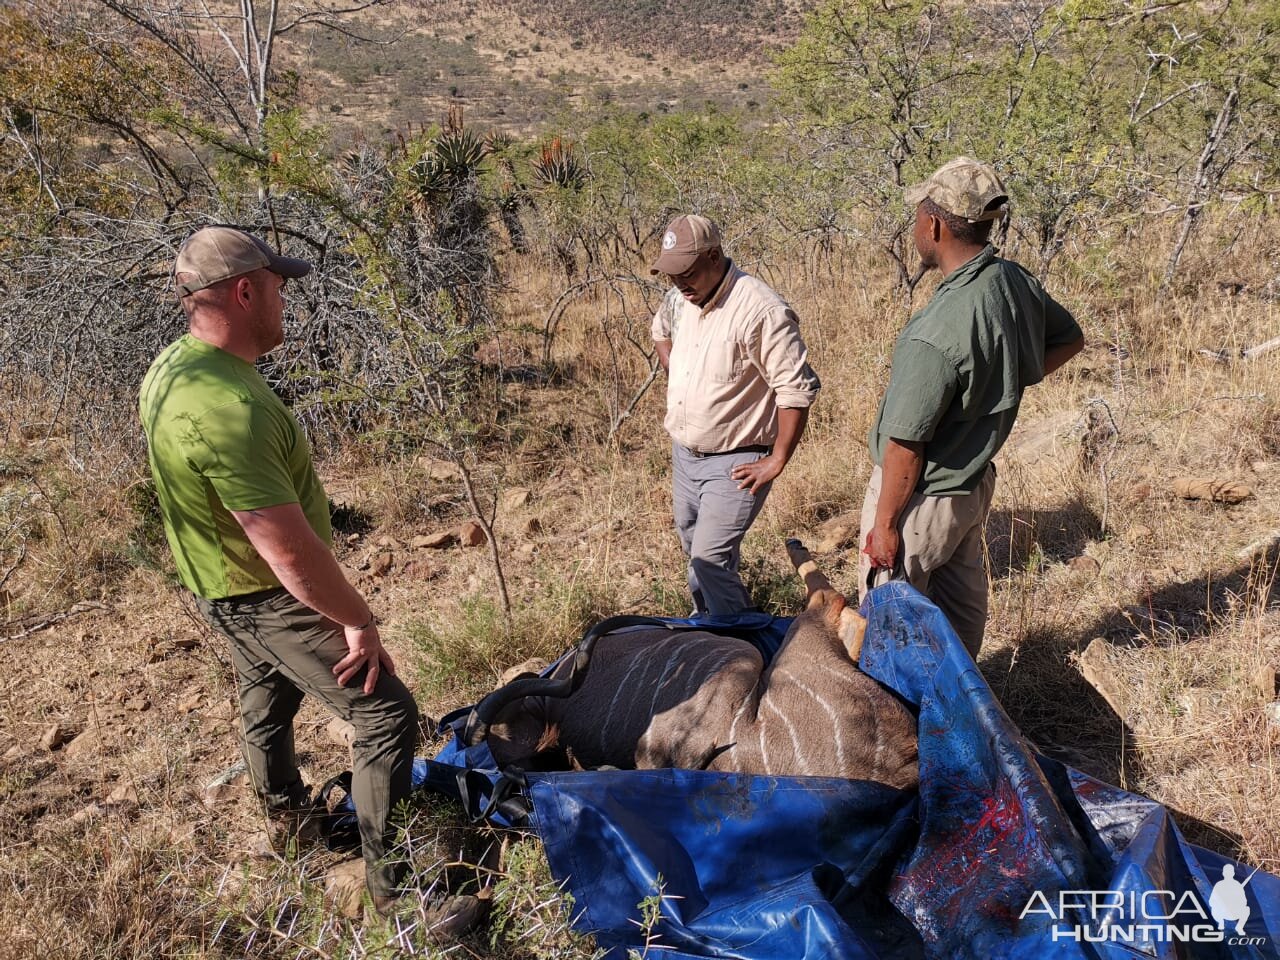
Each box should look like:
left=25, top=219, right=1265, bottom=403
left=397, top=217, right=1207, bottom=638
left=776, top=668, right=845, bottom=771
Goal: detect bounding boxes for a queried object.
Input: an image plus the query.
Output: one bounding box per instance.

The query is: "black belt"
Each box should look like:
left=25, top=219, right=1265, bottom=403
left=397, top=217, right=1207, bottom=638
left=209, top=586, right=287, bottom=607
left=686, top=443, right=772, bottom=459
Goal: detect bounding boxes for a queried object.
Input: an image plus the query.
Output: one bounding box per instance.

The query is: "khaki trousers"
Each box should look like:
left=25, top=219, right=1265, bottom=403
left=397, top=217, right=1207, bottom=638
left=858, top=465, right=996, bottom=657
left=197, top=589, right=419, bottom=898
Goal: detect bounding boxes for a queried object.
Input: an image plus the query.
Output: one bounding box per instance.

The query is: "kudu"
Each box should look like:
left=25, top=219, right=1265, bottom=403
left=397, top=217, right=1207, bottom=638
left=466, top=541, right=918, bottom=790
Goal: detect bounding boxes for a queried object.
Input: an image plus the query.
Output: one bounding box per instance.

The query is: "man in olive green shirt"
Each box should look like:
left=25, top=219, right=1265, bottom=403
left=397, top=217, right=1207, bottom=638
left=139, top=227, right=418, bottom=911
left=860, top=159, right=1085, bottom=655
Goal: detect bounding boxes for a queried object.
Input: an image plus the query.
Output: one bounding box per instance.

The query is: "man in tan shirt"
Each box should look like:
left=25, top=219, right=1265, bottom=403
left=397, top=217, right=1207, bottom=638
left=651, top=215, right=821, bottom=617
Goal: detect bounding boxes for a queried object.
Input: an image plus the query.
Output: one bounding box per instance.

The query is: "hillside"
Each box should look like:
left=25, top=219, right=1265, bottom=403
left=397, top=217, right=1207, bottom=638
left=290, top=0, right=806, bottom=137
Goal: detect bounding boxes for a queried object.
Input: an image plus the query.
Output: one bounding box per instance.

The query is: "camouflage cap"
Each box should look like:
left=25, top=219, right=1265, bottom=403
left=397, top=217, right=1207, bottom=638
left=904, top=157, right=1008, bottom=222
left=174, top=226, right=312, bottom=296
left=650, top=214, right=722, bottom=276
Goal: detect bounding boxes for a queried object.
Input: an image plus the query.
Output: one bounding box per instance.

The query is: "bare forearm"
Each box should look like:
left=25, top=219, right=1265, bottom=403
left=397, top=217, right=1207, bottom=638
left=233, top=504, right=373, bottom=628
left=655, top=339, right=672, bottom=372
left=270, top=539, right=372, bottom=628
left=1044, top=335, right=1085, bottom=377
left=770, top=406, right=809, bottom=471
left=875, top=438, right=925, bottom=531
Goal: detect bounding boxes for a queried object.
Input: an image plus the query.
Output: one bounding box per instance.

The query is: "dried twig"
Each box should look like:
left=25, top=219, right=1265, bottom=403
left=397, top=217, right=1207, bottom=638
left=1, top=601, right=108, bottom=641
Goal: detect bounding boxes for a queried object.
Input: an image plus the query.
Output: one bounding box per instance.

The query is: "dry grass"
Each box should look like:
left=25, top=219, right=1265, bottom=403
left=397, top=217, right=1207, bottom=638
left=1, top=213, right=1278, bottom=955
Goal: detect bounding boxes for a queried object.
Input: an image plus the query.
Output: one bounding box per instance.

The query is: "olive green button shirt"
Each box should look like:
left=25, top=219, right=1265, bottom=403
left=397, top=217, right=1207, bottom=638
left=869, top=246, right=1082, bottom=495
left=139, top=334, right=331, bottom=599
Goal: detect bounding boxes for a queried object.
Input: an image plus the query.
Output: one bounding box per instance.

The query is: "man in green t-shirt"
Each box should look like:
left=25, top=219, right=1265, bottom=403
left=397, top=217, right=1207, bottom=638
left=860, top=159, right=1085, bottom=656
left=139, top=226, right=419, bottom=913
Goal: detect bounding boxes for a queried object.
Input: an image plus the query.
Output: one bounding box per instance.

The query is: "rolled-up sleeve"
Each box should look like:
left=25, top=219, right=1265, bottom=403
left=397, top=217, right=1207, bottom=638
left=752, top=305, right=820, bottom=408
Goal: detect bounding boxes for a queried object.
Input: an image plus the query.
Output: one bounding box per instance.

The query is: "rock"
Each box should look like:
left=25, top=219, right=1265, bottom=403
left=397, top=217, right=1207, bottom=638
left=815, top=516, right=857, bottom=554
left=1068, top=555, right=1100, bottom=575
left=63, top=728, right=104, bottom=759
left=417, top=530, right=457, bottom=549
left=1076, top=639, right=1127, bottom=717
left=204, top=783, right=237, bottom=804
left=370, top=551, right=395, bottom=577
left=177, top=693, right=203, bottom=714
left=409, top=535, right=436, bottom=549
left=1123, top=525, right=1154, bottom=543
left=1265, top=701, right=1280, bottom=728
left=41, top=723, right=72, bottom=751
left=69, top=803, right=104, bottom=826
left=376, top=536, right=395, bottom=548
left=206, top=761, right=248, bottom=789
left=1124, top=482, right=1153, bottom=504
left=502, top=487, right=531, bottom=511
left=1171, top=477, right=1252, bottom=504
left=326, top=717, right=356, bottom=749
left=499, top=658, right=550, bottom=686
left=458, top=521, right=486, bottom=547
left=522, top=516, right=542, bottom=537
left=402, top=559, right=441, bottom=582
left=346, top=533, right=362, bottom=544
left=171, top=635, right=199, bottom=650
left=2, top=745, right=22, bottom=763
left=107, top=782, right=138, bottom=805
left=325, top=858, right=367, bottom=919
left=425, top=460, right=460, bottom=482
left=1179, top=688, right=1222, bottom=720
left=124, top=697, right=151, bottom=712
left=1251, top=665, right=1278, bottom=703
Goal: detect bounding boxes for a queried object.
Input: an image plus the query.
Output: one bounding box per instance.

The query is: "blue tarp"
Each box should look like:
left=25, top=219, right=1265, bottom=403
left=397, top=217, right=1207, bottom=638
left=415, top=583, right=1280, bottom=958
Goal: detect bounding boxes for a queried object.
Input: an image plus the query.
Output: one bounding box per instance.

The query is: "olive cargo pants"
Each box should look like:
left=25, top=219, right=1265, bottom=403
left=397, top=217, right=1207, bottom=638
left=197, top=588, right=419, bottom=898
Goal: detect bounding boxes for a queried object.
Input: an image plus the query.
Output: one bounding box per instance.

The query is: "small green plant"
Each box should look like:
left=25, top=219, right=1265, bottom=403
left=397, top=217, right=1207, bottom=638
left=627, top=873, right=679, bottom=959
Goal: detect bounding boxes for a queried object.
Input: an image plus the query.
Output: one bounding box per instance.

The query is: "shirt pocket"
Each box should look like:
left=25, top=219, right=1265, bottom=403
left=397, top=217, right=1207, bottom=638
left=705, top=338, right=746, bottom=383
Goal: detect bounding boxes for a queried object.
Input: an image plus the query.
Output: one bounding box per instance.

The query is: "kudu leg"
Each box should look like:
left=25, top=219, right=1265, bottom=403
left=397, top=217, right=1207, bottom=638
left=784, top=538, right=868, bottom=663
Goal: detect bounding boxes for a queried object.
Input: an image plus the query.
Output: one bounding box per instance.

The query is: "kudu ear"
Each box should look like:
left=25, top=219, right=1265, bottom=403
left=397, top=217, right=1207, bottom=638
left=838, top=606, right=868, bottom=663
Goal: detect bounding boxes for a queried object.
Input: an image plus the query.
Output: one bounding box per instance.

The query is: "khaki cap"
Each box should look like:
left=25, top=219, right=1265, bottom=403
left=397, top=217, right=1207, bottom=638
left=905, top=157, right=1009, bottom=222
left=174, top=226, right=312, bottom=296
left=650, top=214, right=722, bottom=276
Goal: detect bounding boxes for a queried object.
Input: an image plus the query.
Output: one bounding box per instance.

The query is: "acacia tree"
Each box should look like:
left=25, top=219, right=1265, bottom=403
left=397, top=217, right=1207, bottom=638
left=771, top=0, right=981, bottom=290
left=1122, top=0, right=1280, bottom=292
left=960, top=1, right=1142, bottom=273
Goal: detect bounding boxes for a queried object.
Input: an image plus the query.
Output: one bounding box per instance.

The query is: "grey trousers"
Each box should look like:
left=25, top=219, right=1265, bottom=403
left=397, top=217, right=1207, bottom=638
left=197, top=589, right=419, bottom=898
left=671, top=442, right=772, bottom=617
left=858, top=464, right=996, bottom=657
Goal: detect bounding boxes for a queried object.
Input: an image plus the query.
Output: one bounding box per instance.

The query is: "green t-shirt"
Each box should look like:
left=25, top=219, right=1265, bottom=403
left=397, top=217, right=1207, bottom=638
left=138, top=335, right=331, bottom=599
left=869, top=246, right=1083, bottom=495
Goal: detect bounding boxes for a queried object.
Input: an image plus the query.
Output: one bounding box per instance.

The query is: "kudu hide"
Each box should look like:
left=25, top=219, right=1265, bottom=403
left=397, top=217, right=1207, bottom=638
left=472, top=542, right=919, bottom=790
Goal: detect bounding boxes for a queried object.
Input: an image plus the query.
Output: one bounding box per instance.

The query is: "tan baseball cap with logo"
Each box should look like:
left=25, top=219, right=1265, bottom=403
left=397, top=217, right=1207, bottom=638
left=174, top=226, right=312, bottom=296
left=904, top=157, right=1009, bottom=222
left=649, top=214, right=722, bottom=276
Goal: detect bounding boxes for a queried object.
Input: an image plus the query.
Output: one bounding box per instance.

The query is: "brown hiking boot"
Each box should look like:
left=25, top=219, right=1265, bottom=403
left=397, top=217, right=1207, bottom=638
left=256, top=795, right=330, bottom=857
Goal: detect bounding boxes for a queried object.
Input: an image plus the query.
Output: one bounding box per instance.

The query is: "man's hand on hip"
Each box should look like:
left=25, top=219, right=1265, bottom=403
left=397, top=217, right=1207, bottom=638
left=863, top=524, right=901, bottom=569
left=732, top=454, right=783, bottom=495
left=334, top=623, right=397, bottom=694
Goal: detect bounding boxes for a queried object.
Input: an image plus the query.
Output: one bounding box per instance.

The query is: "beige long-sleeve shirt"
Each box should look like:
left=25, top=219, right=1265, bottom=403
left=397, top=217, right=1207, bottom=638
left=652, top=262, right=820, bottom=453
